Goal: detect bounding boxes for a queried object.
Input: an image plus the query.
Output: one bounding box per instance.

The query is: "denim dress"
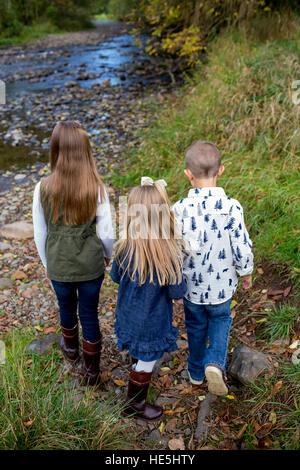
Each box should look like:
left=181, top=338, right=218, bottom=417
left=110, top=259, right=187, bottom=361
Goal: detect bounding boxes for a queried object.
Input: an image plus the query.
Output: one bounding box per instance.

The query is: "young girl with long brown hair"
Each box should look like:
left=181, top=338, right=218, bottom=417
left=110, top=177, right=187, bottom=421
left=32, top=120, right=114, bottom=386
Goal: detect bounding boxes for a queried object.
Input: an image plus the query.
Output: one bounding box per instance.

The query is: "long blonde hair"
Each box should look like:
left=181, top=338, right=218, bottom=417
left=41, top=120, right=105, bottom=225
left=115, top=181, right=184, bottom=286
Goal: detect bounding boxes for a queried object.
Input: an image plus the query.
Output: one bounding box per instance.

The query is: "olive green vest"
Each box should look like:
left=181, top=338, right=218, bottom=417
left=40, top=186, right=105, bottom=282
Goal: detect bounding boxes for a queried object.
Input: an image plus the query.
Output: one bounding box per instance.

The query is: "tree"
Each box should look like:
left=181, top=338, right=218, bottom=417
left=211, top=219, right=218, bottom=232
left=207, top=263, right=214, bottom=275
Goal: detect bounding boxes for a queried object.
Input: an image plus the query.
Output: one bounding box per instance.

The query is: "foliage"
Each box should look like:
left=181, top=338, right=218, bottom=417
left=105, top=0, right=300, bottom=63
left=0, top=0, right=102, bottom=39
left=0, top=328, right=128, bottom=450
left=112, top=12, right=300, bottom=282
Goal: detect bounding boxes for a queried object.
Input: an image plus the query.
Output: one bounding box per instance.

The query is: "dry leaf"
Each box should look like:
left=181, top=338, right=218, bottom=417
left=271, top=380, right=283, bottom=395
left=257, top=267, right=264, bottom=275
left=113, top=379, right=126, bottom=387
left=168, top=436, right=185, bottom=450
left=24, top=417, right=36, bottom=427
left=236, top=422, right=248, bottom=439
left=44, top=327, right=56, bottom=334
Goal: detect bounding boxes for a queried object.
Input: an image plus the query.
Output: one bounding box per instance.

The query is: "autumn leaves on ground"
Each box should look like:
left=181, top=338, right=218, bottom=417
left=0, top=12, right=300, bottom=450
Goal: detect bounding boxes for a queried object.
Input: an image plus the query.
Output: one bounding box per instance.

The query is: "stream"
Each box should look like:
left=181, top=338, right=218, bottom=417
left=0, top=21, right=181, bottom=194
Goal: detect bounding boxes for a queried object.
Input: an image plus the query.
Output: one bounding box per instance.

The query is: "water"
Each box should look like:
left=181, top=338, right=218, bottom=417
left=1, top=33, right=164, bottom=99
left=0, top=24, right=175, bottom=192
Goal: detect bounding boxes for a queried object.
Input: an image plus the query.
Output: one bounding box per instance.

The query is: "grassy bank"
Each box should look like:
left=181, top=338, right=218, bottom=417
left=0, top=329, right=128, bottom=450
left=0, top=22, right=67, bottom=47
left=113, top=14, right=300, bottom=284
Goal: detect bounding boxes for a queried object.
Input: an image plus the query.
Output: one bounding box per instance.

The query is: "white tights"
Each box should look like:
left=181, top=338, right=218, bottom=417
left=134, top=359, right=156, bottom=373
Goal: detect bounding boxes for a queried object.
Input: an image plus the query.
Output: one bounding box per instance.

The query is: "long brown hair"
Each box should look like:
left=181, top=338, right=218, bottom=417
left=41, top=121, right=105, bottom=225
left=115, top=181, right=184, bottom=286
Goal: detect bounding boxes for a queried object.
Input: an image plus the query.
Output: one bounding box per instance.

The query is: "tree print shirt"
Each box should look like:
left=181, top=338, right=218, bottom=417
left=172, top=187, right=254, bottom=305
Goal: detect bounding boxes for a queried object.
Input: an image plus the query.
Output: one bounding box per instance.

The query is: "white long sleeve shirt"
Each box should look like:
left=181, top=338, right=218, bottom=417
left=32, top=181, right=114, bottom=269
left=172, top=186, right=253, bottom=305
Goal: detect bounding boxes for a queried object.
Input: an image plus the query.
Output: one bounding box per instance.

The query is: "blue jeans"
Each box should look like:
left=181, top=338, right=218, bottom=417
left=183, top=297, right=232, bottom=381
left=51, top=274, right=104, bottom=343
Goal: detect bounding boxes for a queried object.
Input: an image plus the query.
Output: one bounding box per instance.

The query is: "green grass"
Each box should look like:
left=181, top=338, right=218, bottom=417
left=0, top=328, right=128, bottom=450
left=0, top=22, right=67, bottom=47
left=260, top=303, right=299, bottom=342
left=112, top=14, right=300, bottom=285
left=241, top=361, right=300, bottom=450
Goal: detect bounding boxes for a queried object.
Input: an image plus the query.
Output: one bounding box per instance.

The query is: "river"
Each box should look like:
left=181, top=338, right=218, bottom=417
left=0, top=20, right=180, bottom=193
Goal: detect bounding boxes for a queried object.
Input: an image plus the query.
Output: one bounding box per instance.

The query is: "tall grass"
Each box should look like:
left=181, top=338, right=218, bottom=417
left=0, top=329, right=128, bottom=450
left=112, top=13, right=300, bottom=282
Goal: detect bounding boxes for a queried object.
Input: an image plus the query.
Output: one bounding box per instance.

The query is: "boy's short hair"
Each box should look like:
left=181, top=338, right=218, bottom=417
left=185, top=140, right=221, bottom=178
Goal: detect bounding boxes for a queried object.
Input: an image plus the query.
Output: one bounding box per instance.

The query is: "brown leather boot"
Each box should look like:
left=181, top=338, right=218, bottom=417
left=60, top=324, right=80, bottom=364
left=122, top=368, right=163, bottom=421
left=81, top=337, right=102, bottom=386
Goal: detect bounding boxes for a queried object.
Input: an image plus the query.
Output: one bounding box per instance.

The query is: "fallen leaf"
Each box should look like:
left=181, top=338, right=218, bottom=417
left=44, top=327, right=56, bottom=334
left=198, top=395, right=206, bottom=401
left=289, top=340, right=299, bottom=350
left=168, top=436, right=185, bottom=450
left=226, top=395, right=235, bottom=400
left=269, top=411, right=277, bottom=425
left=113, top=379, right=126, bottom=387
left=256, top=318, right=267, bottom=323
left=236, top=422, right=248, bottom=439
left=283, top=286, right=292, bottom=297
left=11, top=270, right=27, bottom=280
left=158, top=421, right=164, bottom=434
left=164, top=410, right=174, bottom=416
left=34, top=325, right=43, bottom=332
left=230, top=300, right=237, bottom=309
left=24, top=417, right=36, bottom=427
left=267, top=289, right=284, bottom=296
left=257, top=267, right=264, bottom=275
left=271, top=380, right=283, bottom=395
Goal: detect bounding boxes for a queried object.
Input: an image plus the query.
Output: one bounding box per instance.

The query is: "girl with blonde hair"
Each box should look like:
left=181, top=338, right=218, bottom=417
left=110, top=177, right=186, bottom=421
left=33, top=120, right=114, bottom=386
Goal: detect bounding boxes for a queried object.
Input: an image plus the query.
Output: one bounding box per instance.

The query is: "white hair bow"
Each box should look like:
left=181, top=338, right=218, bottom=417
left=141, top=176, right=167, bottom=188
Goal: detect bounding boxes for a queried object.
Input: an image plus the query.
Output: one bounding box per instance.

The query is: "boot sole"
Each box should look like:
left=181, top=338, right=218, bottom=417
left=205, top=368, right=228, bottom=396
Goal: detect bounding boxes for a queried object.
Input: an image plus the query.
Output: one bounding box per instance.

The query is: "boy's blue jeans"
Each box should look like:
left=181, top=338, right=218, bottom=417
left=183, top=297, right=232, bottom=381
left=51, top=274, right=104, bottom=343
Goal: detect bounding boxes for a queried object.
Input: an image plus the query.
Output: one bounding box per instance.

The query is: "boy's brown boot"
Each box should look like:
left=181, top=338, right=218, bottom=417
left=60, top=324, right=80, bottom=364
left=122, top=368, right=163, bottom=421
left=81, top=337, right=102, bottom=386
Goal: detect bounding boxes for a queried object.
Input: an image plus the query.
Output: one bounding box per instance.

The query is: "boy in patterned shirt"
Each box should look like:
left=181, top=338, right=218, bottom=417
left=172, top=141, right=253, bottom=395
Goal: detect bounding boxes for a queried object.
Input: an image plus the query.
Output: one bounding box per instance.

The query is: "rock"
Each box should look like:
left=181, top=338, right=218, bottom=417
left=0, top=242, right=12, bottom=252
left=155, top=396, right=178, bottom=407
left=147, top=429, right=162, bottom=443
left=180, top=369, right=189, bottom=379
left=228, top=345, right=271, bottom=385
left=0, top=221, right=34, bottom=239
left=26, top=333, right=60, bottom=354
left=152, top=352, right=173, bottom=376
left=14, top=174, right=26, bottom=181
left=0, top=278, right=13, bottom=290
left=195, top=392, right=217, bottom=441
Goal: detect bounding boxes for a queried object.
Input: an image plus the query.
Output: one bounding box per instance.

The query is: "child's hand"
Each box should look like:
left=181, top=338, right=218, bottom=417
left=104, top=258, right=110, bottom=267
left=242, top=274, right=252, bottom=290
left=174, top=299, right=183, bottom=305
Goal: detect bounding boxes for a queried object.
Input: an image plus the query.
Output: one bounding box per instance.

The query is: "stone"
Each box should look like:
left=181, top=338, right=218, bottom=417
left=0, top=278, right=13, bottom=290
left=228, top=345, right=271, bottom=385
left=0, top=242, right=12, bottom=252
left=26, top=333, right=60, bottom=354
left=147, top=429, right=162, bottom=443
left=0, top=221, right=34, bottom=239
left=155, top=396, right=178, bottom=407
left=195, top=392, right=217, bottom=441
